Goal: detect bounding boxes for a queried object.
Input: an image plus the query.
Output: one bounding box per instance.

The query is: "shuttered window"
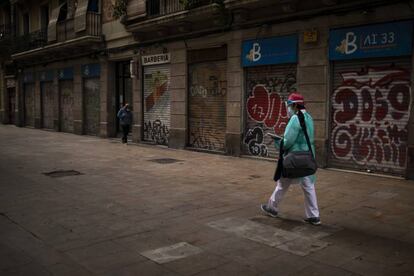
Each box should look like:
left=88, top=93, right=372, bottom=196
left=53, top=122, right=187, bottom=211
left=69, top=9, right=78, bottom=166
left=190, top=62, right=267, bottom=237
left=24, top=84, right=35, bottom=127
left=243, top=64, right=297, bottom=159
left=41, top=81, right=55, bottom=129
left=143, top=64, right=171, bottom=145
left=329, top=58, right=411, bottom=176
left=188, top=61, right=227, bottom=152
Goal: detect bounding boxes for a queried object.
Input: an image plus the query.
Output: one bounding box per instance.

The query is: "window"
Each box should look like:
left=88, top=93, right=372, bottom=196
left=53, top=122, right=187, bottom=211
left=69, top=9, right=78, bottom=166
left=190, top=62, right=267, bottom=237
left=40, top=5, right=49, bottom=30
left=23, top=13, right=29, bottom=35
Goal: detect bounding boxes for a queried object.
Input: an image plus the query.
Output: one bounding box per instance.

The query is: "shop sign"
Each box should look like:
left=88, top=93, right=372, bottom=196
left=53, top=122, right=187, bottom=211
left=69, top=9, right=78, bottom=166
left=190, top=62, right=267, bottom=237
left=38, top=70, right=54, bottom=82
left=82, top=63, right=100, bottom=78
left=58, top=67, right=74, bottom=80
left=242, top=35, right=298, bottom=67
left=329, top=21, right=413, bottom=60
left=142, top=53, right=171, bottom=66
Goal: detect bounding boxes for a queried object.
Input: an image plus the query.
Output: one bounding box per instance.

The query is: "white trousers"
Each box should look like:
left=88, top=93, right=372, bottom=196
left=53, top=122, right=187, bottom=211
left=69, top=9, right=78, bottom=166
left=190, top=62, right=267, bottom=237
left=267, top=176, right=320, bottom=218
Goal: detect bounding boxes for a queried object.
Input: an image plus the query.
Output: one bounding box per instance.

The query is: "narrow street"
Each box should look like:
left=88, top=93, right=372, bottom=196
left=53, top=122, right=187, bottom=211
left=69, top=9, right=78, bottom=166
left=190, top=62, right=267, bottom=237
left=0, top=125, right=414, bottom=276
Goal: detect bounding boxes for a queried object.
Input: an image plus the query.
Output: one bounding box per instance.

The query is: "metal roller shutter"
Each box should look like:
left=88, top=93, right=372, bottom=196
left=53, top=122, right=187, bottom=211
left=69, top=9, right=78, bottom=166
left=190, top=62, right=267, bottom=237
left=143, top=65, right=171, bottom=145
left=24, top=84, right=35, bottom=127
left=60, top=80, right=74, bottom=133
left=188, top=61, right=227, bottom=152
left=243, top=64, right=297, bottom=159
left=83, top=78, right=100, bottom=136
left=329, top=58, right=411, bottom=176
left=41, top=81, right=55, bottom=129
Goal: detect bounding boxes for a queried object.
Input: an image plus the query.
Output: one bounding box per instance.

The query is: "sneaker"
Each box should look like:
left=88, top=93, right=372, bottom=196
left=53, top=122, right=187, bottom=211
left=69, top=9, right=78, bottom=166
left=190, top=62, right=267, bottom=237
left=304, top=217, right=321, bottom=226
left=260, top=204, right=278, bottom=218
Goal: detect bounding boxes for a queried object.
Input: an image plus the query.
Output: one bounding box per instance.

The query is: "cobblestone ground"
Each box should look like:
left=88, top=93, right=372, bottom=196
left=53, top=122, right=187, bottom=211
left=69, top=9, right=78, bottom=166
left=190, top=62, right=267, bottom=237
left=1, top=124, right=414, bottom=276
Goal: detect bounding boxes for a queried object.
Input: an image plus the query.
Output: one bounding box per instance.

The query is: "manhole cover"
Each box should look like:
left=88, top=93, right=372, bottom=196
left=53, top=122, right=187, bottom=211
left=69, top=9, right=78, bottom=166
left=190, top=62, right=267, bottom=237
left=149, top=158, right=181, bottom=164
left=43, top=170, right=83, bottom=178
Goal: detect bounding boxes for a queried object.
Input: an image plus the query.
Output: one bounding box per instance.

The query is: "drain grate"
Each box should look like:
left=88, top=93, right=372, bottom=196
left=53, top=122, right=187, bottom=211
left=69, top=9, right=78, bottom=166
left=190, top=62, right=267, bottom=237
left=43, top=170, right=83, bottom=178
left=148, top=158, right=181, bottom=164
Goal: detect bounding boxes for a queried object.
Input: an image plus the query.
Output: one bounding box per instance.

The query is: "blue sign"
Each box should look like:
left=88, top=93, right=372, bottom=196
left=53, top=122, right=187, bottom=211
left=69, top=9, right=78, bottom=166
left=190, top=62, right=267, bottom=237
left=242, top=35, right=298, bottom=67
left=329, top=21, right=413, bottom=61
left=23, top=72, right=34, bottom=83
left=82, top=63, right=100, bottom=78
left=58, top=67, right=74, bottom=80
left=38, top=70, right=54, bottom=82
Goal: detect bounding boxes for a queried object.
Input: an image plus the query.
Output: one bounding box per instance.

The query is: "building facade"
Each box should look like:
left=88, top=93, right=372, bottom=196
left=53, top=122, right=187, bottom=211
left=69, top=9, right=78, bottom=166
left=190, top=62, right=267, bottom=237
left=0, top=0, right=413, bottom=179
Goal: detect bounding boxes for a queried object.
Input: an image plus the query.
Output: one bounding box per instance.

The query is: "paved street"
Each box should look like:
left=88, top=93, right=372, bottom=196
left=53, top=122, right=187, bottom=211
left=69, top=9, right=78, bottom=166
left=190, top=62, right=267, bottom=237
left=1, top=125, right=414, bottom=276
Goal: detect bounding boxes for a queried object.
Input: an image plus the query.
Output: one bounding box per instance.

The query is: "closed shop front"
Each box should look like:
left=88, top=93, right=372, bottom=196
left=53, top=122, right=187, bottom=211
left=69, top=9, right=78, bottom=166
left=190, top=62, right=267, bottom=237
left=59, top=68, right=74, bottom=133
left=142, top=54, right=171, bottom=145
left=329, top=21, right=413, bottom=176
left=82, top=64, right=100, bottom=136
left=23, top=72, right=35, bottom=127
left=241, top=35, right=298, bottom=159
left=188, top=47, right=227, bottom=152
left=6, top=78, right=16, bottom=124
left=40, top=70, right=55, bottom=130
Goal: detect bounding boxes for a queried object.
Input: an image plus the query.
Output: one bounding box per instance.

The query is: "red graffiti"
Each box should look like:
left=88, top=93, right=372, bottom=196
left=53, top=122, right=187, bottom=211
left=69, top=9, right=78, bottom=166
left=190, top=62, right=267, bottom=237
left=331, top=66, right=411, bottom=173
left=247, top=85, right=288, bottom=135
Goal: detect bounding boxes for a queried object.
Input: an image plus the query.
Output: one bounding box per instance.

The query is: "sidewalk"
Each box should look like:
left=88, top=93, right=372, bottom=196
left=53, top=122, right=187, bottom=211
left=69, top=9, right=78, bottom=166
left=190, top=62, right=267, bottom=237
left=0, top=124, right=413, bottom=276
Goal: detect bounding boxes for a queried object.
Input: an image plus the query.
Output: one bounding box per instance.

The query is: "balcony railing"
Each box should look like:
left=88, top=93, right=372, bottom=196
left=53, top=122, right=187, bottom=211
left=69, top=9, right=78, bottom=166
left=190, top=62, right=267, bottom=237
left=0, top=24, right=11, bottom=40
left=57, top=18, right=75, bottom=42
left=146, top=0, right=211, bottom=17
left=8, top=12, right=101, bottom=56
left=12, top=28, right=48, bottom=54
left=86, top=12, right=101, bottom=36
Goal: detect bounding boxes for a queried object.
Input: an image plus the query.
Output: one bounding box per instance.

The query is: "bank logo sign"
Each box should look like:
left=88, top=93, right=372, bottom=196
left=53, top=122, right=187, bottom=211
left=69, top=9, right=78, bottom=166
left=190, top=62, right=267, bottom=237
left=329, top=21, right=413, bottom=60
left=242, top=35, right=298, bottom=67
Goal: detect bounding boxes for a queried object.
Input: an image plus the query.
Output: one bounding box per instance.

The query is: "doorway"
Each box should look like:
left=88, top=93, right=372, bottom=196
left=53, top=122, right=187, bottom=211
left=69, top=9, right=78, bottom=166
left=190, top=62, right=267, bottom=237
left=115, top=60, right=132, bottom=134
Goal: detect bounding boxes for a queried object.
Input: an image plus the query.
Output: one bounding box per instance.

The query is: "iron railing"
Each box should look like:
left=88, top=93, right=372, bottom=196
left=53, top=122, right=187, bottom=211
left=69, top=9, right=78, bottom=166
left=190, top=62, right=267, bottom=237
left=12, top=28, right=48, bottom=53
left=0, top=24, right=11, bottom=40
left=86, top=12, right=101, bottom=36
left=146, top=0, right=211, bottom=17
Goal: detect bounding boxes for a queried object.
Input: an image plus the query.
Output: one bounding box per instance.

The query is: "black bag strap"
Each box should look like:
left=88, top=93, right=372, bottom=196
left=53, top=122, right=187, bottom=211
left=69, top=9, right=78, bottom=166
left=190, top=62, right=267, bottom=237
left=297, top=111, right=314, bottom=157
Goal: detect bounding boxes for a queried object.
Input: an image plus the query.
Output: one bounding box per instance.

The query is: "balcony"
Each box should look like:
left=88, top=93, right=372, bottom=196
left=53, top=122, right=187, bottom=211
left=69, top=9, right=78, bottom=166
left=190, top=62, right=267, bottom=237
left=146, top=0, right=210, bottom=17
left=10, top=12, right=103, bottom=64
left=124, top=0, right=222, bottom=42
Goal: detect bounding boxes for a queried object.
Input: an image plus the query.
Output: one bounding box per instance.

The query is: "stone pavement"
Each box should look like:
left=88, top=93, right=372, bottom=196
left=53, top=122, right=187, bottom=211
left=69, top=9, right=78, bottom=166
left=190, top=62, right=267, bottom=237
left=0, top=124, right=414, bottom=276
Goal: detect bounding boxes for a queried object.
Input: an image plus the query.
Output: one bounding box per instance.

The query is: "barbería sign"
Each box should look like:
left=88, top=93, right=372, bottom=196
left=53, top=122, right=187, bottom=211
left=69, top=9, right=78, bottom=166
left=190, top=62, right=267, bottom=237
left=142, top=53, right=170, bottom=66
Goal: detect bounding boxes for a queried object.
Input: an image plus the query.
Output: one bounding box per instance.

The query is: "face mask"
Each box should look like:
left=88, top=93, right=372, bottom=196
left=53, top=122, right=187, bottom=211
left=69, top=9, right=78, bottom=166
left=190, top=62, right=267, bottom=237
left=287, top=106, right=295, bottom=118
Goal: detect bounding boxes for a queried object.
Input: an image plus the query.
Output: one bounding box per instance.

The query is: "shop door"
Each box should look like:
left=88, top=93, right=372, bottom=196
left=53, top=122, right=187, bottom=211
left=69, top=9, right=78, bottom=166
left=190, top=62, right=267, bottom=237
left=329, top=58, right=411, bottom=176
left=41, top=81, right=55, bottom=129
left=116, top=61, right=132, bottom=133
left=243, top=65, right=297, bottom=158
left=83, top=78, right=100, bottom=135
left=8, top=88, right=16, bottom=124
left=24, top=84, right=35, bottom=127
left=188, top=61, right=227, bottom=151
left=60, top=80, right=74, bottom=133
left=143, top=65, right=171, bottom=145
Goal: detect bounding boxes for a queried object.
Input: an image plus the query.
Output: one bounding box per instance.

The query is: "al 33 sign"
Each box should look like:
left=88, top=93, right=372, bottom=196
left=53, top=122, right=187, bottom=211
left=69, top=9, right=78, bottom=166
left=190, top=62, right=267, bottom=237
left=329, top=21, right=413, bottom=60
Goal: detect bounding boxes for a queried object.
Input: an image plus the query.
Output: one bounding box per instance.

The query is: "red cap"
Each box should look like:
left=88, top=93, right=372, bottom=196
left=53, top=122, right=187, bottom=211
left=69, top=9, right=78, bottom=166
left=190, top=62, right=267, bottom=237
left=287, top=92, right=305, bottom=105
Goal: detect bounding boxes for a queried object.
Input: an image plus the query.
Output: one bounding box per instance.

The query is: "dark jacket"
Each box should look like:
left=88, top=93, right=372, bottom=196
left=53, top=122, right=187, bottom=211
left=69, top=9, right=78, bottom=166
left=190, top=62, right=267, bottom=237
left=117, top=107, right=133, bottom=125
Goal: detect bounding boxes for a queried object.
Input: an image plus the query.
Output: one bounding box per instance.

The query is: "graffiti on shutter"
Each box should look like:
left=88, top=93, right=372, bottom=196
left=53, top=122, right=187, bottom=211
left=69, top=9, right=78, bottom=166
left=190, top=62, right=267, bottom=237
left=143, top=65, right=170, bottom=145
left=41, top=82, right=55, bottom=129
left=189, top=61, right=227, bottom=151
left=330, top=59, right=411, bottom=175
left=244, top=65, right=297, bottom=158
left=84, top=78, right=100, bottom=135
left=60, top=80, right=74, bottom=133
left=24, top=84, right=35, bottom=127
